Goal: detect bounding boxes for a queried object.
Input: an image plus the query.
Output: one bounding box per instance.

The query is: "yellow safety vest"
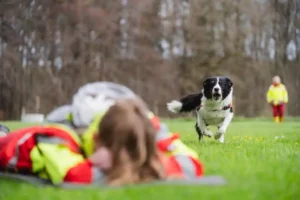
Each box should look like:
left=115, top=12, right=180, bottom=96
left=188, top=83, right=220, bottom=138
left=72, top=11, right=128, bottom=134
left=266, top=84, right=288, bottom=105
left=81, top=113, right=104, bottom=157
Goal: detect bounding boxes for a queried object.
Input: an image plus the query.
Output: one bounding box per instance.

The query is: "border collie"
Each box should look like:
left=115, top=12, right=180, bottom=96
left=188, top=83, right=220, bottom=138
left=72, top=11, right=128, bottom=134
left=167, top=76, right=234, bottom=143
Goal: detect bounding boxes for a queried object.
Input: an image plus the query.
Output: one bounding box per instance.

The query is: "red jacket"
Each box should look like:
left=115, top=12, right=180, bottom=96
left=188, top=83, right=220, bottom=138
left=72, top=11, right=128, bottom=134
left=0, top=121, right=203, bottom=184
left=0, top=125, right=99, bottom=184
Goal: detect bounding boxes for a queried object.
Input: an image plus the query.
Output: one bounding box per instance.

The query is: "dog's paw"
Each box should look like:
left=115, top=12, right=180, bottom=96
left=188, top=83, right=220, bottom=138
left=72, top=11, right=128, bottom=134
left=167, top=100, right=182, bottom=113
left=198, top=134, right=203, bottom=141
left=214, top=127, right=226, bottom=140
left=203, top=129, right=213, bottom=137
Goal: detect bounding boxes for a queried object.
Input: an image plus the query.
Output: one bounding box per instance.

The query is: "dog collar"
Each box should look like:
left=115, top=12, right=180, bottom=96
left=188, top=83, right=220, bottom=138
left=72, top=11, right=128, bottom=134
left=198, top=103, right=232, bottom=111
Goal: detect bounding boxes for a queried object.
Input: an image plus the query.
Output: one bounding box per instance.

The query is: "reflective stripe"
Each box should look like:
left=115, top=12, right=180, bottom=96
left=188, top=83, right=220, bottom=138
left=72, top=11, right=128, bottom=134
left=91, top=167, right=106, bottom=183
left=167, top=143, right=176, bottom=151
left=36, top=136, right=66, bottom=144
left=156, top=123, right=171, bottom=141
left=7, top=132, right=33, bottom=168
left=174, top=155, right=196, bottom=179
left=42, top=124, right=81, bottom=145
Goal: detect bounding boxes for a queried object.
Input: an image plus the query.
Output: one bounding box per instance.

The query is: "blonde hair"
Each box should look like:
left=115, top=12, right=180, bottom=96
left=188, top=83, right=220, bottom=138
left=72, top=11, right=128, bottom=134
left=273, top=76, right=281, bottom=84
left=97, top=98, right=165, bottom=185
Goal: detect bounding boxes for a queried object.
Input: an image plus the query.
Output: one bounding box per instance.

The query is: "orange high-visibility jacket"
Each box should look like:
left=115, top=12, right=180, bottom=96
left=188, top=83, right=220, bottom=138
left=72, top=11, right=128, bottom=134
left=0, top=124, right=103, bottom=184
left=0, top=116, right=203, bottom=184
left=266, top=84, right=288, bottom=106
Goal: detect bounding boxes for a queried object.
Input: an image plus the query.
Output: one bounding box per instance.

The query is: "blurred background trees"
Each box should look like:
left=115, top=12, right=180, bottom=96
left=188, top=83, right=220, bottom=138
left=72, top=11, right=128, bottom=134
left=0, top=0, right=299, bottom=119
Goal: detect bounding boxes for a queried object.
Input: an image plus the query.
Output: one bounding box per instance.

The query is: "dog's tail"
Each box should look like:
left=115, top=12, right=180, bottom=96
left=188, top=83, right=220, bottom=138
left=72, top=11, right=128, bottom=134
left=167, top=93, right=202, bottom=113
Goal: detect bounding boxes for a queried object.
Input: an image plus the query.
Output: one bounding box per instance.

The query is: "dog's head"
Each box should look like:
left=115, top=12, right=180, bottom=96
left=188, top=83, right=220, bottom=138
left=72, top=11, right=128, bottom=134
left=203, top=76, right=233, bottom=101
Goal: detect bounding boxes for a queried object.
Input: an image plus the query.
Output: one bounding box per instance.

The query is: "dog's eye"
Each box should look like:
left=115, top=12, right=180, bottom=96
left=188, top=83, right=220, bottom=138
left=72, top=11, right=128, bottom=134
left=219, top=81, right=222, bottom=84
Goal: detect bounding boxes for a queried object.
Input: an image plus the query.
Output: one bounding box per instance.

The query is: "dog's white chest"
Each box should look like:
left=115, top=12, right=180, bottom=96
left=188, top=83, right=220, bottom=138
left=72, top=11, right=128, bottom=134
left=198, top=108, right=228, bottom=126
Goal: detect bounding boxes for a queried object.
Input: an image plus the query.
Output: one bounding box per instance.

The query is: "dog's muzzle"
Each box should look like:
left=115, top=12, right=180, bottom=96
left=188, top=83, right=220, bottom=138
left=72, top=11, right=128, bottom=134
left=212, top=92, right=221, bottom=100
left=212, top=87, right=222, bottom=100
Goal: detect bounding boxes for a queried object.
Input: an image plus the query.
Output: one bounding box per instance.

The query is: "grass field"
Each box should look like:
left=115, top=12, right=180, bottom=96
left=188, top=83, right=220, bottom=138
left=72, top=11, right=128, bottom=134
left=0, top=118, right=300, bottom=200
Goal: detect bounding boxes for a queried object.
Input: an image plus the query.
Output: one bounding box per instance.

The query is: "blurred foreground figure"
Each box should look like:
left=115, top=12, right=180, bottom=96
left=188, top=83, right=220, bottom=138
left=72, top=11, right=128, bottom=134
left=266, top=76, right=288, bottom=123
left=0, top=83, right=204, bottom=185
left=46, top=82, right=204, bottom=178
left=0, top=99, right=166, bottom=185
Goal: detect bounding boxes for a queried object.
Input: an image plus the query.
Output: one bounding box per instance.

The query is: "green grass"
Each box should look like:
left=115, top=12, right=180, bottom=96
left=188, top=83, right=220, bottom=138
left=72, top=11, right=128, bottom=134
left=1, top=119, right=300, bottom=200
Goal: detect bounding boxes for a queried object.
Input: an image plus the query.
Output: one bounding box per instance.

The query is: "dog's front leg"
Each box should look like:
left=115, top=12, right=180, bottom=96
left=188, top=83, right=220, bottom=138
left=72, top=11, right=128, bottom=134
left=196, top=111, right=213, bottom=139
left=215, top=112, right=234, bottom=143
left=218, top=134, right=225, bottom=143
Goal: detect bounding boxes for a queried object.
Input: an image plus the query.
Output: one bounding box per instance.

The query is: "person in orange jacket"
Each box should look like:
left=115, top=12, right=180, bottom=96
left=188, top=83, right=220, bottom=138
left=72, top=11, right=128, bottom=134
left=266, top=76, right=288, bottom=123
left=0, top=98, right=203, bottom=185
left=46, top=81, right=204, bottom=179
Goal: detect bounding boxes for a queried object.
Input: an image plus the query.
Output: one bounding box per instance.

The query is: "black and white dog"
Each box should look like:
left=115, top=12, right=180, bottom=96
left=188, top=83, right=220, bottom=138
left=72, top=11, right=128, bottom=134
left=167, top=76, right=234, bottom=143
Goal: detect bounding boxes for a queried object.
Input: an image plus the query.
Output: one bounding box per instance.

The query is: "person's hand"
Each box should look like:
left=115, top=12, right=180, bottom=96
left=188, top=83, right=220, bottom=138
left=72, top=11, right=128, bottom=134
left=89, top=147, right=112, bottom=171
left=278, top=100, right=283, bottom=105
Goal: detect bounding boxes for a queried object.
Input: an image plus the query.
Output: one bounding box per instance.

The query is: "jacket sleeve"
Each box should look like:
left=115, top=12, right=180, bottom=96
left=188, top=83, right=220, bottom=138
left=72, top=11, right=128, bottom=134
left=282, top=85, right=288, bottom=103
left=156, top=123, right=204, bottom=178
left=64, top=160, right=105, bottom=184
left=266, top=86, right=273, bottom=103
left=31, top=139, right=86, bottom=185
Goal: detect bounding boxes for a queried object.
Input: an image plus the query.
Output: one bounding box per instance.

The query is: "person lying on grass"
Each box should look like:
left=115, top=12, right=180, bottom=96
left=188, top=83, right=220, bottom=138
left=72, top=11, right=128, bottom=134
left=0, top=98, right=203, bottom=185
left=45, top=81, right=204, bottom=179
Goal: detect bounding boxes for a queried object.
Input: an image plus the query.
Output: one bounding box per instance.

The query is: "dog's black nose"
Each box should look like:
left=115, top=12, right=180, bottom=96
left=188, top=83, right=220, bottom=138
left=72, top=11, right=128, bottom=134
left=214, top=88, right=219, bottom=92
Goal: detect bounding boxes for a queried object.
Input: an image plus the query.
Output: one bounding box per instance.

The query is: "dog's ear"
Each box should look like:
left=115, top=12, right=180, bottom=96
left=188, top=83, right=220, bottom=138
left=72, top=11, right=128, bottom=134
left=203, top=77, right=213, bottom=87
left=202, top=79, right=208, bottom=87
left=203, top=78, right=209, bottom=87
left=225, top=76, right=233, bottom=87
